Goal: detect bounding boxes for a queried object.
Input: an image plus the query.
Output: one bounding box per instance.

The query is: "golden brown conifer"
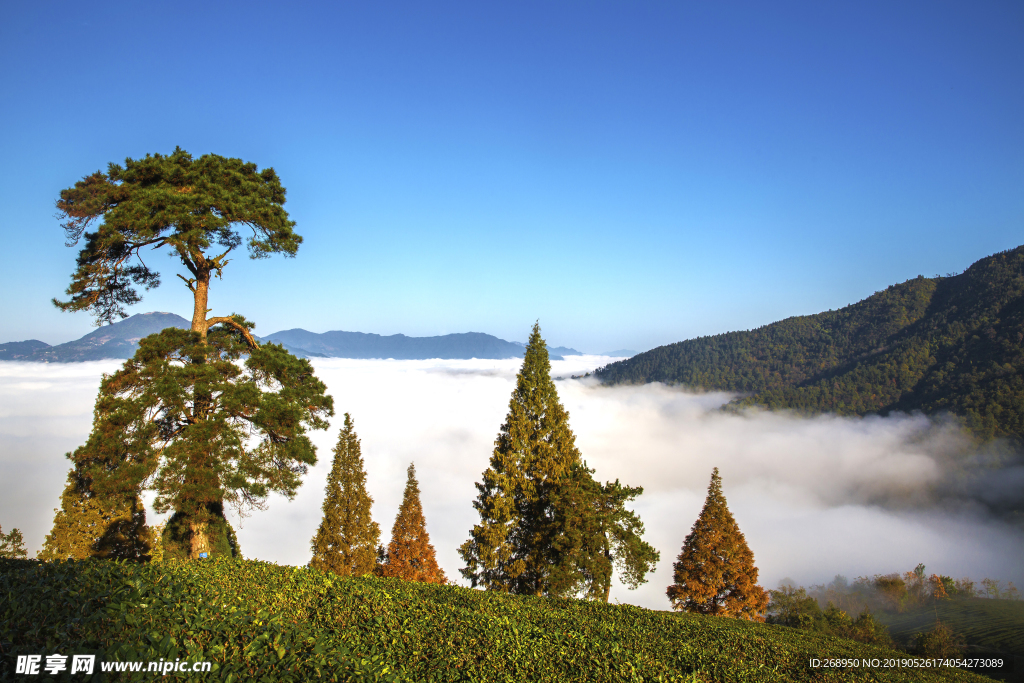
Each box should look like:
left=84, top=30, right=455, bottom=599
left=382, top=463, right=446, bottom=584
left=666, top=468, right=768, bottom=620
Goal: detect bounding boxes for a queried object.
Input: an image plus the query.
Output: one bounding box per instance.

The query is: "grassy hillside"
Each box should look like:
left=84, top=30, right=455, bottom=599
left=877, top=598, right=1024, bottom=661
left=0, top=558, right=1000, bottom=682
left=596, top=245, right=1024, bottom=443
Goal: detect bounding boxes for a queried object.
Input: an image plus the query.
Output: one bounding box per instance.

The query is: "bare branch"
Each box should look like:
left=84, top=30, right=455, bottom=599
left=176, top=274, right=198, bottom=293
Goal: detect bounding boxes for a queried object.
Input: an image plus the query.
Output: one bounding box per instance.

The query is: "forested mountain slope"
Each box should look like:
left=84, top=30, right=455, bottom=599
left=596, top=245, right=1024, bottom=442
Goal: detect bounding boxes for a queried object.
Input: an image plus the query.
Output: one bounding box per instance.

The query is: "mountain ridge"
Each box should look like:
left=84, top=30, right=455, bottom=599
left=595, top=244, right=1024, bottom=442
left=1, top=316, right=584, bottom=362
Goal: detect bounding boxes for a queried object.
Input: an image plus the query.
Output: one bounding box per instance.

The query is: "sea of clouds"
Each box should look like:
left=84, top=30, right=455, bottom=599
left=1, top=356, right=1021, bottom=610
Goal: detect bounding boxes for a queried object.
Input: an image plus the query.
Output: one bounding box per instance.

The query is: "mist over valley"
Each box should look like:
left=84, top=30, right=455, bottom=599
left=3, top=352, right=1020, bottom=611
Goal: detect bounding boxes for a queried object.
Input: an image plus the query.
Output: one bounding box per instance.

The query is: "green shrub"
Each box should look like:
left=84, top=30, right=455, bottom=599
left=1, top=558, right=994, bottom=682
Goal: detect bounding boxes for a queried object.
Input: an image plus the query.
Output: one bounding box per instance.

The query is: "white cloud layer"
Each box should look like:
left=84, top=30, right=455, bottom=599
left=1, top=357, right=1021, bottom=610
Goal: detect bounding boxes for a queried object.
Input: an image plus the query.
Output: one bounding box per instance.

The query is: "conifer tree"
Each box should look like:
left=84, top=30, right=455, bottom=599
left=38, top=452, right=150, bottom=561
left=550, top=472, right=660, bottom=602
left=666, top=468, right=769, bottom=620
left=0, top=525, right=28, bottom=559
left=311, top=414, right=381, bottom=576
left=382, top=463, right=446, bottom=584
left=460, top=322, right=657, bottom=598
left=52, top=149, right=331, bottom=558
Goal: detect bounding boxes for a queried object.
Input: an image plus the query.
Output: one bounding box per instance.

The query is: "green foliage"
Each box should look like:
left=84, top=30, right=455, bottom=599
left=878, top=597, right=1024, bottom=660
left=772, top=569, right=1024, bottom=667
left=548, top=470, right=660, bottom=602
left=52, top=148, right=329, bottom=562
left=460, top=323, right=656, bottom=599
left=913, top=622, right=967, bottom=659
left=69, top=323, right=332, bottom=559
left=667, top=469, right=769, bottom=620
left=0, top=526, right=27, bottom=559
left=597, top=245, right=1024, bottom=443
left=0, top=558, right=993, bottom=682
left=54, top=147, right=300, bottom=325
left=311, top=414, right=381, bottom=577
left=38, top=463, right=150, bottom=562
left=460, top=323, right=583, bottom=595
left=767, top=585, right=893, bottom=647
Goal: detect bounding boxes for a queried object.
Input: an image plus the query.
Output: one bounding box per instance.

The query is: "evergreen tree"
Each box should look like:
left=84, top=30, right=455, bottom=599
left=382, top=463, right=446, bottom=584
left=311, top=414, right=381, bottom=576
left=52, top=149, right=330, bottom=558
left=38, top=452, right=150, bottom=561
left=0, top=525, right=28, bottom=559
left=666, top=468, right=768, bottom=620
left=460, top=322, right=657, bottom=598
left=547, top=467, right=660, bottom=601
left=49, top=323, right=331, bottom=560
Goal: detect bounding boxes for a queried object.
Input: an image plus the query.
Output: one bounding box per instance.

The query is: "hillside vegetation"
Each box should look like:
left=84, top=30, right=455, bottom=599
left=0, top=558, right=999, bottom=682
left=596, top=245, right=1024, bottom=442
left=877, top=599, right=1024, bottom=663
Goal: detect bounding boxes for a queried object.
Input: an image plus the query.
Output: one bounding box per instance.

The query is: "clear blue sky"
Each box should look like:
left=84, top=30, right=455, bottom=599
left=2, top=0, right=1021, bottom=352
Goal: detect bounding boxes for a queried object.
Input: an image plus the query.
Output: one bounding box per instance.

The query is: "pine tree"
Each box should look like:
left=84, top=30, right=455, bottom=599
left=382, top=463, right=446, bottom=584
left=666, top=468, right=768, bottom=620
left=53, top=150, right=331, bottom=558
left=460, top=322, right=658, bottom=598
left=310, top=414, right=381, bottom=576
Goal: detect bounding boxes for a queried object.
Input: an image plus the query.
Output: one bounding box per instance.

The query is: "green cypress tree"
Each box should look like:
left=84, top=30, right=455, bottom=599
left=460, top=322, right=658, bottom=598
left=666, top=468, right=769, bottom=620
left=310, top=414, right=381, bottom=576
left=38, top=448, right=151, bottom=562
left=459, top=323, right=578, bottom=595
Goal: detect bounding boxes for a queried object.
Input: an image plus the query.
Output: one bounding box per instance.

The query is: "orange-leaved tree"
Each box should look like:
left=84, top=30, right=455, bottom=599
left=666, top=467, right=768, bottom=620
left=381, top=463, right=447, bottom=584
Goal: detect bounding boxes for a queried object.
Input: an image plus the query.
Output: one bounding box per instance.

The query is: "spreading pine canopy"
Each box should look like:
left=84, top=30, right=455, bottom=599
left=76, top=323, right=333, bottom=525
left=55, top=147, right=300, bottom=325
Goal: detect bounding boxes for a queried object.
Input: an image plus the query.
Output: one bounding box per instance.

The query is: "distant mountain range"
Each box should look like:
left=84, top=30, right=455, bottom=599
left=1, top=313, right=191, bottom=362
left=596, top=244, right=1024, bottom=443
left=0, top=314, right=584, bottom=362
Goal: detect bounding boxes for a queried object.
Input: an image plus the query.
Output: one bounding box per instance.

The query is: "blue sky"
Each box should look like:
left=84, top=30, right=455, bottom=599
left=2, top=0, right=1021, bottom=353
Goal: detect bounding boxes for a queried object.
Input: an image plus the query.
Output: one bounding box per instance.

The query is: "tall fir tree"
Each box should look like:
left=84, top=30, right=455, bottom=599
left=666, top=468, right=769, bottom=620
left=382, top=463, right=446, bottom=584
left=310, top=414, right=381, bottom=576
left=460, top=322, right=657, bottom=598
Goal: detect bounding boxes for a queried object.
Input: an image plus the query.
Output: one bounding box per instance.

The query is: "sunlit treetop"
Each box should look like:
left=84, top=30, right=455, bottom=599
left=54, top=147, right=301, bottom=328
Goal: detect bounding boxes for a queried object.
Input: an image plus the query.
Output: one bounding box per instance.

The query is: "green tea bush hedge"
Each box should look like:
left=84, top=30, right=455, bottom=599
left=0, top=558, right=997, bottom=682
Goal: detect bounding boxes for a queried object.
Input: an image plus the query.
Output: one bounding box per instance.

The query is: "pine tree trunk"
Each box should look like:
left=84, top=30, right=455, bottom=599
left=186, top=265, right=213, bottom=560
left=191, top=269, right=211, bottom=340
left=603, top=538, right=612, bottom=603
left=189, top=522, right=210, bottom=559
